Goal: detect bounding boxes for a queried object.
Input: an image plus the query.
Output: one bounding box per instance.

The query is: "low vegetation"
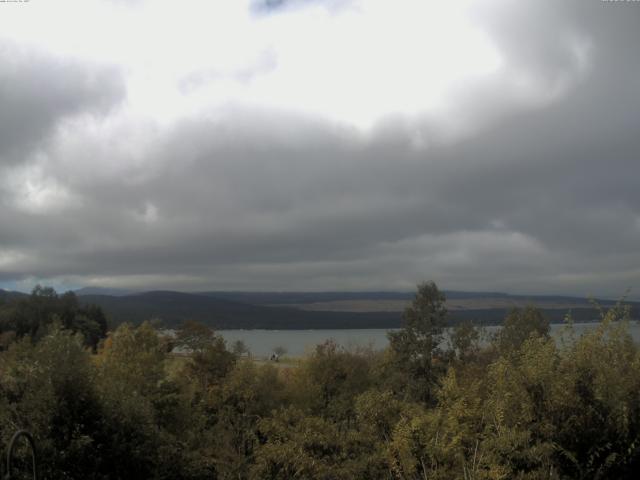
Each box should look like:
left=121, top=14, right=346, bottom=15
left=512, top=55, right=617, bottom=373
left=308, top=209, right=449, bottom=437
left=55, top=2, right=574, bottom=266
left=0, top=282, right=639, bottom=479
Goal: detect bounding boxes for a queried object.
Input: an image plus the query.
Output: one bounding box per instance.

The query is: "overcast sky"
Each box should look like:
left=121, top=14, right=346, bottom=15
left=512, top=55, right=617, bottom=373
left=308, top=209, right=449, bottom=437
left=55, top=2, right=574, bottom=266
left=0, top=0, right=639, bottom=296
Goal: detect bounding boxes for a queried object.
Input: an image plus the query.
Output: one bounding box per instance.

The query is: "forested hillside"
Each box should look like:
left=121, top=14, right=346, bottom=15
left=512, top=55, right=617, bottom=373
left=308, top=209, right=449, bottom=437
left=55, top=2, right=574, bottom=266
left=72, top=289, right=640, bottom=329
left=0, top=282, right=639, bottom=478
left=76, top=291, right=402, bottom=329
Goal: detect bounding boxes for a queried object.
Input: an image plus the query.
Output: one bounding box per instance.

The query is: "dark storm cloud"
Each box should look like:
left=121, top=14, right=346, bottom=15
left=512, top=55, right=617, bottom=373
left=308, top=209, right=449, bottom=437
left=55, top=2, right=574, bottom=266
left=2, top=0, right=640, bottom=296
left=0, top=43, right=125, bottom=165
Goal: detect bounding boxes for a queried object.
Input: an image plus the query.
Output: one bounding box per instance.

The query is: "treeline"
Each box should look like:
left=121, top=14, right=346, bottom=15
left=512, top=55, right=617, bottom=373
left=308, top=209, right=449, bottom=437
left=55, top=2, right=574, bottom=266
left=0, top=286, right=107, bottom=350
left=77, top=290, right=403, bottom=329
left=77, top=290, right=636, bottom=329
left=0, top=282, right=639, bottom=478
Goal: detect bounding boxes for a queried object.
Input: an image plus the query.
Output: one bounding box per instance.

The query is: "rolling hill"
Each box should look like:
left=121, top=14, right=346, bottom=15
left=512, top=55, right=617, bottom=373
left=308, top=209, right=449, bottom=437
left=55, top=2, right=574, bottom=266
left=76, top=291, right=401, bottom=329
left=3, top=288, right=636, bottom=330
left=76, top=289, right=639, bottom=329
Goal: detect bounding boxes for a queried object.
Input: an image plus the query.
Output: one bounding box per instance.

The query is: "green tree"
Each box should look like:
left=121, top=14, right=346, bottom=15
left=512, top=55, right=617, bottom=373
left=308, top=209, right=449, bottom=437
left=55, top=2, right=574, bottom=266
left=448, top=320, right=482, bottom=362
left=95, top=322, right=206, bottom=479
left=289, top=340, right=373, bottom=422
left=210, top=361, right=286, bottom=479
left=251, top=407, right=384, bottom=480
left=184, top=335, right=237, bottom=393
left=0, top=286, right=107, bottom=350
left=495, top=306, right=550, bottom=354
left=175, top=319, right=215, bottom=352
left=232, top=339, right=250, bottom=357
left=0, top=326, right=104, bottom=479
left=386, top=281, right=449, bottom=403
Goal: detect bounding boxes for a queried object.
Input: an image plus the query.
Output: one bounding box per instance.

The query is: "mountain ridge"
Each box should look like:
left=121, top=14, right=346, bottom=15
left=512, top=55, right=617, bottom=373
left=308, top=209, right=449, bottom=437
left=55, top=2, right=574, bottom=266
left=4, top=288, right=637, bottom=330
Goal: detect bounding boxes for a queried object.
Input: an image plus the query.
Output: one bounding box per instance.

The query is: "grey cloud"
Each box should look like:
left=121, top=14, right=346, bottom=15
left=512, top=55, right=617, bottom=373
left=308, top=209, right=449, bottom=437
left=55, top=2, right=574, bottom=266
left=0, top=42, right=125, bottom=165
left=2, top=0, right=640, bottom=297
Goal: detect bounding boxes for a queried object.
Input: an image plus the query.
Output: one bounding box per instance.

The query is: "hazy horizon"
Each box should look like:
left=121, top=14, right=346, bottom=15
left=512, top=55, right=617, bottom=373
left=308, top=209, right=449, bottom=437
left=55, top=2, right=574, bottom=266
left=2, top=284, right=635, bottom=302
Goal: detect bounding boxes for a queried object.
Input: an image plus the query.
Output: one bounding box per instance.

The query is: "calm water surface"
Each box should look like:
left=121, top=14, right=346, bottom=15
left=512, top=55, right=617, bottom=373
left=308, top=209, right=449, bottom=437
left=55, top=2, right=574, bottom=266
left=218, top=322, right=640, bottom=358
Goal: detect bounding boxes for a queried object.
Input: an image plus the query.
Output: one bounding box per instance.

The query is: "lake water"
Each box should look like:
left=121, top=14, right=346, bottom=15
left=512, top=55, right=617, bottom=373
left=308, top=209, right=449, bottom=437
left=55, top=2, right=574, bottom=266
left=218, top=322, right=640, bottom=358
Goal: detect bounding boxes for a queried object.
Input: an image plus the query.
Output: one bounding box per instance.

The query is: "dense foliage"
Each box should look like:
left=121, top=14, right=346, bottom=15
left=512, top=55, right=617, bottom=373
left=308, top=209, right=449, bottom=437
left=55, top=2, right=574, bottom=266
left=0, top=282, right=639, bottom=479
left=0, top=286, right=107, bottom=350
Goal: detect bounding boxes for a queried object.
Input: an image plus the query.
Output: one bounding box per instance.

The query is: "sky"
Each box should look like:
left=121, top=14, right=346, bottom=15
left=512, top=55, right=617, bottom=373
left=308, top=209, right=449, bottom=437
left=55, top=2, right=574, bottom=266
left=0, top=0, right=639, bottom=297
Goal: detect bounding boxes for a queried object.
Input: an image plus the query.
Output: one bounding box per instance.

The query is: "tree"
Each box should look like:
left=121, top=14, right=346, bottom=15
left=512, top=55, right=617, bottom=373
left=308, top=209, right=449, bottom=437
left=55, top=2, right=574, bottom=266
left=175, top=320, right=214, bottom=352
left=232, top=339, right=250, bottom=357
left=184, top=335, right=236, bottom=391
left=386, top=281, right=449, bottom=403
left=95, top=322, right=201, bottom=479
left=289, top=340, right=372, bottom=421
left=0, top=326, right=104, bottom=479
left=210, top=361, right=286, bottom=479
left=449, top=320, right=481, bottom=362
left=494, top=306, right=549, bottom=354
left=251, top=407, right=384, bottom=480
left=0, top=286, right=107, bottom=350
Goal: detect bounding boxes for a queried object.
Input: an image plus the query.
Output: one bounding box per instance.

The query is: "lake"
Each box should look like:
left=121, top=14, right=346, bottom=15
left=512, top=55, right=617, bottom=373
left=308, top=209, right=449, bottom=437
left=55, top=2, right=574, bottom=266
left=218, top=322, right=640, bottom=358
